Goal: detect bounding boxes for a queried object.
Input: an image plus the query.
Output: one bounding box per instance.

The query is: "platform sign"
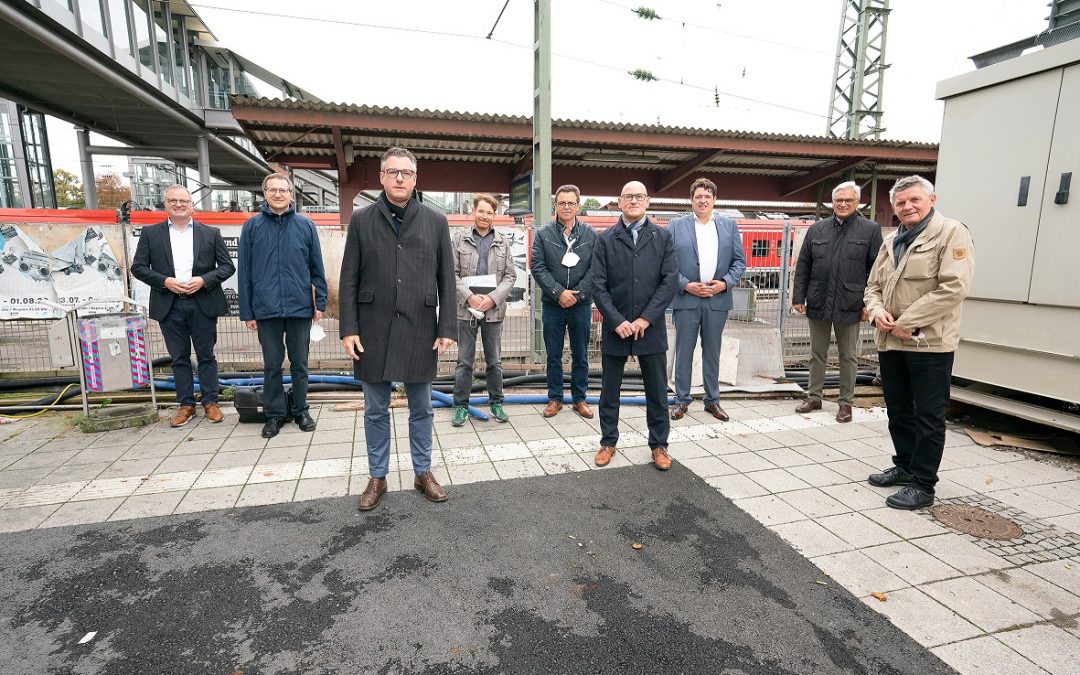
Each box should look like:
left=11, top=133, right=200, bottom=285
left=509, top=174, right=533, bottom=215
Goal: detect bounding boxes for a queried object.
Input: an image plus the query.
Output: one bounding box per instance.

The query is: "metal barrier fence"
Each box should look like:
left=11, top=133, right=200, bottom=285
left=0, top=222, right=879, bottom=379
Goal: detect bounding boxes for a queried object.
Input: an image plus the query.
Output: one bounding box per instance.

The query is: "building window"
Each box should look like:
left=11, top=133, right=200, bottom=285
left=107, top=0, right=133, bottom=57
left=172, top=14, right=189, bottom=96
left=77, top=0, right=107, bottom=37
left=0, top=111, right=22, bottom=208
left=20, top=107, right=56, bottom=209
left=207, top=59, right=230, bottom=109
left=131, top=0, right=155, bottom=72
left=152, top=3, right=172, bottom=85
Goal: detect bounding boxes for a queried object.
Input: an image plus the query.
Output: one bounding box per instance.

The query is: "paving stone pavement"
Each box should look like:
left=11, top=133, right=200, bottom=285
left=1, top=397, right=1078, bottom=675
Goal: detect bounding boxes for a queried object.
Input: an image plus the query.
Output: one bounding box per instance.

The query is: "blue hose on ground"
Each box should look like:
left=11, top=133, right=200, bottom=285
left=430, top=389, right=488, bottom=421
left=464, top=394, right=674, bottom=406
left=153, top=382, right=669, bottom=408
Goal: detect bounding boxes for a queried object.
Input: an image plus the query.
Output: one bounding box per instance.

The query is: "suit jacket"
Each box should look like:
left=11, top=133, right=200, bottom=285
left=668, top=213, right=746, bottom=311
left=338, top=194, right=456, bottom=383
left=130, top=220, right=234, bottom=321
left=591, top=217, right=679, bottom=356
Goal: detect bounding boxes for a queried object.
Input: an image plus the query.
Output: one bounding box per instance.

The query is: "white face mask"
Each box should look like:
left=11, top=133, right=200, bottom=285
left=310, top=322, right=326, bottom=342
left=561, top=250, right=580, bottom=267
left=911, top=329, right=928, bottom=351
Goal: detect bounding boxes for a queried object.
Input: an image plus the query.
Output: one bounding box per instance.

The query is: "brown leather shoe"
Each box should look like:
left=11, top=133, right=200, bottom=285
left=669, top=403, right=688, bottom=420
left=357, top=477, right=387, bottom=511
left=414, top=471, right=448, bottom=503
left=652, top=446, right=671, bottom=471
left=595, top=446, right=616, bottom=467
left=572, top=401, right=594, bottom=419
left=542, top=400, right=562, bottom=418
left=203, top=402, right=224, bottom=423
left=169, top=405, right=196, bottom=427
left=703, top=403, right=729, bottom=421
left=795, top=398, right=822, bottom=414
left=836, top=404, right=853, bottom=423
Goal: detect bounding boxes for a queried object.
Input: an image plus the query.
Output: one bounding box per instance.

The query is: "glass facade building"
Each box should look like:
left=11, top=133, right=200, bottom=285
left=3, top=0, right=319, bottom=209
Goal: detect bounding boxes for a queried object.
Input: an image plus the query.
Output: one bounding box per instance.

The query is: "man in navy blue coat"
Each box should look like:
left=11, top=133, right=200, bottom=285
left=238, top=173, right=328, bottom=439
left=591, top=181, right=679, bottom=470
left=668, top=177, right=746, bottom=422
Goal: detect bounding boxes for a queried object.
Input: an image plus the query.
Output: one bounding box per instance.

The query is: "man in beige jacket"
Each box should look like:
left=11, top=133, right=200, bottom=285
left=864, top=175, right=974, bottom=510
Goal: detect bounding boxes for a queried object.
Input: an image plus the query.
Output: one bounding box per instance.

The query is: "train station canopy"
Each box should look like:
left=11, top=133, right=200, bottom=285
left=230, top=96, right=938, bottom=224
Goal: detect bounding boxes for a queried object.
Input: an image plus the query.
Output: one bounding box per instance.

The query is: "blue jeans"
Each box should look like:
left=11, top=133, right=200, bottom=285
left=541, top=301, right=591, bottom=403
left=256, top=317, right=310, bottom=418
left=360, top=380, right=434, bottom=478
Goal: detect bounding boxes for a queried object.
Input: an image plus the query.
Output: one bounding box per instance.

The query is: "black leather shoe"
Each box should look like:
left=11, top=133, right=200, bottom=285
left=868, top=466, right=914, bottom=487
left=261, top=417, right=285, bottom=438
left=886, top=485, right=935, bottom=510
left=294, top=411, right=316, bottom=432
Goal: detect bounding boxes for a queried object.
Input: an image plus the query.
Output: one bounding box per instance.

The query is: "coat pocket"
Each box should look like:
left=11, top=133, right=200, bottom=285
left=357, top=291, right=374, bottom=303
left=842, top=281, right=866, bottom=312
left=425, top=294, right=438, bottom=307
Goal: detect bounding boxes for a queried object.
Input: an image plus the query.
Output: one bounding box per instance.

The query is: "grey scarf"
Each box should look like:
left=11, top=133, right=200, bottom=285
left=892, top=208, right=934, bottom=266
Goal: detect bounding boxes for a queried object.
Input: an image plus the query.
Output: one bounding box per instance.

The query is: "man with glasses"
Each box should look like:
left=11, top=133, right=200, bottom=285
left=132, top=184, right=234, bottom=427
left=340, top=147, right=456, bottom=511
left=238, top=173, right=328, bottom=439
left=450, top=193, right=517, bottom=426
left=668, top=177, right=746, bottom=423
left=530, top=184, right=597, bottom=419
left=591, top=182, right=679, bottom=470
left=792, top=181, right=883, bottom=423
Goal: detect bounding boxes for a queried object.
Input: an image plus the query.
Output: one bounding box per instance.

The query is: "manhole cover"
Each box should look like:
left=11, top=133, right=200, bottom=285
left=931, top=505, right=1023, bottom=540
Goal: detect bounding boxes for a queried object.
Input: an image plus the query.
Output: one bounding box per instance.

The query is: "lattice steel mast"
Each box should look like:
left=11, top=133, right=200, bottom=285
left=826, top=0, right=891, bottom=140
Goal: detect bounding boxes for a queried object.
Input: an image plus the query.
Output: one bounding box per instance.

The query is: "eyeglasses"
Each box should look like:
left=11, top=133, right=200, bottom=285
left=833, top=198, right=857, bottom=205
left=620, top=194, right=648, bottom=202
left=264, top=187, right=291, bottom=195
left=556, top=201, right=579, bottom=208
left=165, top=199, right=191, bottom=206
left=382, top=168, right=417, bottom=180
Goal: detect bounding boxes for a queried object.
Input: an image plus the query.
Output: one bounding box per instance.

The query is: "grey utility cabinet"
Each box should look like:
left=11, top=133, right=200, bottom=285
left=935, top=38, right=1080, bottom=404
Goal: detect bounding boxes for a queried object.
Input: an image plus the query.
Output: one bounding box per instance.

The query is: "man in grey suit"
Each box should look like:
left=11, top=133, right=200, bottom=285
left=668, top=177, right=746, bottom=422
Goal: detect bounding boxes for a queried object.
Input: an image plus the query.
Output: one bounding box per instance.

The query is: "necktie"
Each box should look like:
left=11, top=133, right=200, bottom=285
left=630, top=223, right=639, bottom=245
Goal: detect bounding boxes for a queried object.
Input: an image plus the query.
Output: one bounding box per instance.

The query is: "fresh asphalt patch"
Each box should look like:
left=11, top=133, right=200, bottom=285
left=0, top=464, right=956, bottom=674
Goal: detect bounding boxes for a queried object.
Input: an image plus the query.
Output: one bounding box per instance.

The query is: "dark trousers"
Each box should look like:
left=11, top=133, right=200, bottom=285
left=257, top=317, right=311, bottom=419
left=542, top=301, right=591, bottom=403
left=453, top=319, right=504, bottom=406
left=600, top=352, right=669, bottom=448
left=878, top=349, right=955, bottom=493
left=159, top=295, right=219, bottom=407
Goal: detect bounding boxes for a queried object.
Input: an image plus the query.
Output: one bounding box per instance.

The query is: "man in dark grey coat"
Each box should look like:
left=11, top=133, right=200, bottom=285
left=339, top=147, right=456, bottom=511
left=591, top=181, right=679, bottom=471
left=791, top=180, right=883, bottom=422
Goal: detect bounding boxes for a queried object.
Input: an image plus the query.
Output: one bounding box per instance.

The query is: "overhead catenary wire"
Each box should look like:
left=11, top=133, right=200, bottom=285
left=189, top=2, right=826, bottom=121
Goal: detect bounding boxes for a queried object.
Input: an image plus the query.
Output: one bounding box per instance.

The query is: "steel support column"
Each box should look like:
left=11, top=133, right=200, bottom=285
left=196, top=135, right=212, bottom=210
left=532, top=0, right=551, bottom=221
left=76, top=127, right=97, bottom=209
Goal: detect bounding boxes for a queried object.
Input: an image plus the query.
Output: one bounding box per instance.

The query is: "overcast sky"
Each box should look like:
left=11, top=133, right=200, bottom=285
left=48, top=0, right=1050, bottom=181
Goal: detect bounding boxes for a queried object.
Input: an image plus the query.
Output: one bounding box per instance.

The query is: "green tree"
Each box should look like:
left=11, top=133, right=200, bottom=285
left=52, top=169, right=84, bottom=208
left=581, top=198, right=601, bottom=210
left=94, top=173, right=131, bottom=209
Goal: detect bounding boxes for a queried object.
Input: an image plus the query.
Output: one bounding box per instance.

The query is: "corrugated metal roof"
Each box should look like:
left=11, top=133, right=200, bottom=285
left=231, top=96, right=938, bottom=150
